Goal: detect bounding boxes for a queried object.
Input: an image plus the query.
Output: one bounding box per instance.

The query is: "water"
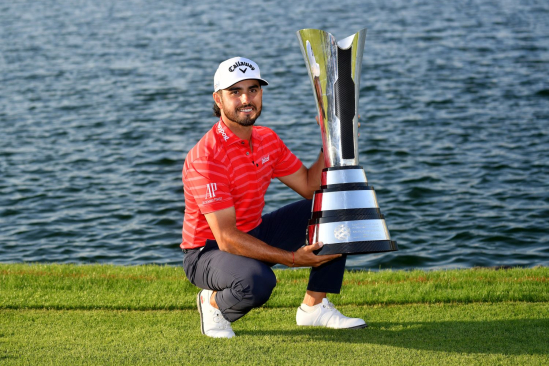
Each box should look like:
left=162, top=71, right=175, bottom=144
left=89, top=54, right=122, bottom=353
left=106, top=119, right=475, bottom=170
left=1, top=0, right=548, bottom=269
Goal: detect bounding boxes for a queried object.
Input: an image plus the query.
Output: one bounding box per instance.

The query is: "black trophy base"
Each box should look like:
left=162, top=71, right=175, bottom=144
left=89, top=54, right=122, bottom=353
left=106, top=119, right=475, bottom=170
left=314, top=240, right=398, bottom=255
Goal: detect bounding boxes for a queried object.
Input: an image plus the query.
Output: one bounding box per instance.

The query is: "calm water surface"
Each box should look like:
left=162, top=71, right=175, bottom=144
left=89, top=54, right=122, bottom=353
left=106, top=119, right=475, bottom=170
left=1, top=0, right=548, bottom=269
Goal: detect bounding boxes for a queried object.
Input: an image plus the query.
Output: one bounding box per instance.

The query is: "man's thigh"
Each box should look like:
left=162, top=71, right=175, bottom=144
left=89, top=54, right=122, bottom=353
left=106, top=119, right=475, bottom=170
left=252, top=199, right=311, bottom=252
left=184, top=244, right=274, bottom=292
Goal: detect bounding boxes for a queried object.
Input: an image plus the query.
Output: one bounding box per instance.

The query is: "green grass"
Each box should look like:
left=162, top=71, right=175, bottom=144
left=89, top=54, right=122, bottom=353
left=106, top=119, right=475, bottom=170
left=1, top=264, right=548, bottom=365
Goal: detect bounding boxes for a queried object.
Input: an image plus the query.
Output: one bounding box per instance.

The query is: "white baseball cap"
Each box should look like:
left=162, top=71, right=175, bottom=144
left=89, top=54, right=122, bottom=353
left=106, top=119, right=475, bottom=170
left=214, top=57, right=269, bottom=92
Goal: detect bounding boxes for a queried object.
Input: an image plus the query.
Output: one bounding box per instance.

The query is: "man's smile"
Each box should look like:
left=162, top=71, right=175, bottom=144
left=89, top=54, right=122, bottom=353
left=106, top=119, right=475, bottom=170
left=238, top=106, right=255, bottom=113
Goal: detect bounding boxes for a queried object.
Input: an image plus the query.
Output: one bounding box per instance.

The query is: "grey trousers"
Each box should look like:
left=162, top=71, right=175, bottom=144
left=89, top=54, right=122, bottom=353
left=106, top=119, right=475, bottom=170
left=182, top=199, right=347, bottom=322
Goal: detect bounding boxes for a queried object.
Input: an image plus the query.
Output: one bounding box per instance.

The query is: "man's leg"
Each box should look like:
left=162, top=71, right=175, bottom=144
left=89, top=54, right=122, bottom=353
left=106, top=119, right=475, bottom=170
left=184, top=243, right=277, bottom=323
left=184, top=199, right=363, bottom=337
left=253, top=199, right=347, bottom=297
left=255, top=199, right=366, bottom=329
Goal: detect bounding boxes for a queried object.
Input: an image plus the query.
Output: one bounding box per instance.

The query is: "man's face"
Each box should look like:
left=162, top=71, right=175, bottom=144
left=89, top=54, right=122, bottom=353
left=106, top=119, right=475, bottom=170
left=215, top=79, right=263, bottom=127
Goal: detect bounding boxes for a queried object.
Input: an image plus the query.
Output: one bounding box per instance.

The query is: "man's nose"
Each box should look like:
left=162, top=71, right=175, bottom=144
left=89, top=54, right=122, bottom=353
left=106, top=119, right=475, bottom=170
left=240, top=93, right=250, bottom=104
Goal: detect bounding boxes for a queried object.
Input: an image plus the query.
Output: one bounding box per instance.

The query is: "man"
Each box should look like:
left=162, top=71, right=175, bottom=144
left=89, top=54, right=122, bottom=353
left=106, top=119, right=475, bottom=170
left=181, top=56, right=366, bottom=339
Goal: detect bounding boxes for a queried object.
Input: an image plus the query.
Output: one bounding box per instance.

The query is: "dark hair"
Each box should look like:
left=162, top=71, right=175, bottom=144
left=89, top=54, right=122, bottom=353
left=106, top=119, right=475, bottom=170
left=213, top=102, right=221, bottom=117
left=213, top=91, right=222, bottom=117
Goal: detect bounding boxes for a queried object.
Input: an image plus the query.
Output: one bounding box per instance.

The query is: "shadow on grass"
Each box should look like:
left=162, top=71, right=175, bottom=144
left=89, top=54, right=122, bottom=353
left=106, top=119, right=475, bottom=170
left=237, top=318, right=549, bottom=355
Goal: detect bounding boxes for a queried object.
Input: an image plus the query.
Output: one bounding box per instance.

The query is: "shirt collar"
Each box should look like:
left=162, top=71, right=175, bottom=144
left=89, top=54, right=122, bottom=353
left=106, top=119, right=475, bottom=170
left=215, top=119, right=264, bottom=145
left=215, top=119, right=241, bottom=145
left=251, top=126, right=263, bottom=143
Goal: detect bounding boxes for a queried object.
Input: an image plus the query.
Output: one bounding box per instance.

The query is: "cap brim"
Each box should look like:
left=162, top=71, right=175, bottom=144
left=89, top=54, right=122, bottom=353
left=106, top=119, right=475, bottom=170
left=215, top=78, right=269, bottom=92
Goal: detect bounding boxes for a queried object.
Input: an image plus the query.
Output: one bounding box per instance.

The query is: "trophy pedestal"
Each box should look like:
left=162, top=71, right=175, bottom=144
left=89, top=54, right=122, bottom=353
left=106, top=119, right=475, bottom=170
left=307, top=166, right=398, bottom=255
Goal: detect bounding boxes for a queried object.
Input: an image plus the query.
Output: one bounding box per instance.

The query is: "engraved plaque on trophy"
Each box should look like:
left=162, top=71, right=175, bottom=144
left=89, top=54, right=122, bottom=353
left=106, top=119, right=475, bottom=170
left=296, top=28, right=398, bottom=255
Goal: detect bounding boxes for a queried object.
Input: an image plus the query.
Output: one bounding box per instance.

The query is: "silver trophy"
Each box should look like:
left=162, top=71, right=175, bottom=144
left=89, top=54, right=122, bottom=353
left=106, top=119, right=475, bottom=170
left=296, top=28, right=398, bottom=255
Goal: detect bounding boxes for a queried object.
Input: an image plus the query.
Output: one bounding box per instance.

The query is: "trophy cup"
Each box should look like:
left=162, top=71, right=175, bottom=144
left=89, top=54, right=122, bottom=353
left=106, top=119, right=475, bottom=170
left=296, top=28, right=398, bottom=255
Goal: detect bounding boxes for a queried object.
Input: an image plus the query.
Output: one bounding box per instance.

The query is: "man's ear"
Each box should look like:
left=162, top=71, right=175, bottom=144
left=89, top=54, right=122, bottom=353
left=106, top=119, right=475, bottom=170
left=213, top=91, right=223, bottom=109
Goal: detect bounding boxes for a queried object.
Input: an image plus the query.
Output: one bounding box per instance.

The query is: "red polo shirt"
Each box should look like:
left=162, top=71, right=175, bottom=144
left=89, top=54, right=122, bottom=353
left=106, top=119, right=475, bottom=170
left=181, top=119, right=302, bottom=249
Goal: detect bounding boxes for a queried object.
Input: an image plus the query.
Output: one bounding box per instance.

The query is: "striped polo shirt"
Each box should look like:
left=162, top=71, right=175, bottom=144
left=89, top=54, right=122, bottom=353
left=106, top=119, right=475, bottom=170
left=181, top=119, right=302, bottom=250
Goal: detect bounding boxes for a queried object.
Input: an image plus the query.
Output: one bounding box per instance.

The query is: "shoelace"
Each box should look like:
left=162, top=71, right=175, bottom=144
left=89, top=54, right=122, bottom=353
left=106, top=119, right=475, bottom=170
left=321, top=299, right=345, bottom=322
left=322, top=299, right=339, bottom=312
left=212, top=310, right=231, bottom=330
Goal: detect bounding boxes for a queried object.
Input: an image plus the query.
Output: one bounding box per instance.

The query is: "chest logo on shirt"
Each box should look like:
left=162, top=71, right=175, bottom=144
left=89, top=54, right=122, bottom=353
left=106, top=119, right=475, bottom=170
left=261, top=155, right=270, bottom=165
left=205, top=183, right=217, bottom=199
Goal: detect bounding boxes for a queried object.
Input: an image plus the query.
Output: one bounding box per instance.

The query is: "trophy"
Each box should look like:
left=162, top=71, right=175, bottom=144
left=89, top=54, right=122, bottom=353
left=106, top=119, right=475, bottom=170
left=296, top=28, right=398, bottom=255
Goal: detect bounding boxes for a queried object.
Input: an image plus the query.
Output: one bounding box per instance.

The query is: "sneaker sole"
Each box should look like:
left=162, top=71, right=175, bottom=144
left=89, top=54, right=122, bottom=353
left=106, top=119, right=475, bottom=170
left=297, top=308, right=368, bottom=329
left=197, top=290, right=205, bottom=335
left=298, top=323, right=369, bottom=329
left=297, top=323, right=369, bottom=329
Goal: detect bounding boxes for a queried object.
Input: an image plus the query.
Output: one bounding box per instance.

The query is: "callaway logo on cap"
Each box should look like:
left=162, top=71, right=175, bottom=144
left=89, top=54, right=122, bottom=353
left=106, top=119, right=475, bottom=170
left=214, top=57, right=269, bottom=92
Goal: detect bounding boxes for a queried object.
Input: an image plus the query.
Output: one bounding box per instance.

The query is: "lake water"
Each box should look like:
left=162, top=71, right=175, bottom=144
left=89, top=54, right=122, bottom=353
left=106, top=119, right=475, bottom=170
left=1, top=0, right=548, bottom=269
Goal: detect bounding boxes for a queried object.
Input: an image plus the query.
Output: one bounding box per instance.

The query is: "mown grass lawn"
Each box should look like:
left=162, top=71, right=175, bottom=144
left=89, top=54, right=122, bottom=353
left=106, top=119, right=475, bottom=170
left=1, top=264, right=548, bottom=365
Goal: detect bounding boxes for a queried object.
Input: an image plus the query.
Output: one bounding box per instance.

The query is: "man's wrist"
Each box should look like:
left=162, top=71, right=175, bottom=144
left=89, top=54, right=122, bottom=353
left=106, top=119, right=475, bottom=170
left=287, top=250, right=294, bottom=267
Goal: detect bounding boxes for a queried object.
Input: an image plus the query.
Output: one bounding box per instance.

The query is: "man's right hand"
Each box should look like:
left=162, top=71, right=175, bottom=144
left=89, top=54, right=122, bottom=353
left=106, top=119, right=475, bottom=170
left=293, top=242, right=342, bottom=268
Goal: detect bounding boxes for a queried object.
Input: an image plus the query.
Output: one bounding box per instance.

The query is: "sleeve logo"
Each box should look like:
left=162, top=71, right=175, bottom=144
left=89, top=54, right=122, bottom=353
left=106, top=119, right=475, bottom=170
left=205, top=183, right=217, bottom=199
left=202, top=183, right=222, bottom=205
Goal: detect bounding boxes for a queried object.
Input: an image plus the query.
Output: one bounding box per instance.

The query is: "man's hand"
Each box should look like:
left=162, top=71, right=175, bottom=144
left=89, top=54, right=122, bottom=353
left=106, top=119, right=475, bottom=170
left=205, top=208, right=341, bottom=267
left=293, top=242, right=341, bottom=267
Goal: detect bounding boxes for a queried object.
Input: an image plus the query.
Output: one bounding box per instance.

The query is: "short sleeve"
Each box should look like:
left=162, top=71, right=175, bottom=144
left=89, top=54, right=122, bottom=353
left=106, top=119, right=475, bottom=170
left=272, top=135, right=302, bottom=178
left=184, top=158, right=234, bottom=214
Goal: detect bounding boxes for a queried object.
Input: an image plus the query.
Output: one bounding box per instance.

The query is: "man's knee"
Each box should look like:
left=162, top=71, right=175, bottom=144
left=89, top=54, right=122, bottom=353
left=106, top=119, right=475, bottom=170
left=246, top=269, right=277, bottom=307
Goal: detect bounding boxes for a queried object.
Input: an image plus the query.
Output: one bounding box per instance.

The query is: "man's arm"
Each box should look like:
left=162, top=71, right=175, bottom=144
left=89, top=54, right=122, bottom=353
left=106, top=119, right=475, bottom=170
left=279, top=115, right=361, bottom=199
left=277, top=149, right=324, bottom=200
left=204, top=206, right=340, bottom=267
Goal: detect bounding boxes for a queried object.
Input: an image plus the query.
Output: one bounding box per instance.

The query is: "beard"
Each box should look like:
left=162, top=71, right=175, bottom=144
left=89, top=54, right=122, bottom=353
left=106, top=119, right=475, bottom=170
left=223, top=104, right=262, bottom=127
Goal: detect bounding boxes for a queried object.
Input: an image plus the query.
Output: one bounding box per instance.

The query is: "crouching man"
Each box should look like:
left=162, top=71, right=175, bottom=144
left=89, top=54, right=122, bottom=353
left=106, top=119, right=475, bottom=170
left=181, top=57, right=366, bottom=338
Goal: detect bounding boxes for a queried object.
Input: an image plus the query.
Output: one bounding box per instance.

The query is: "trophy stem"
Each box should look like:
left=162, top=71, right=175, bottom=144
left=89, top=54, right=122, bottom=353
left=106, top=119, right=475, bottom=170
left=336, top=47, right=356, bottom=160
left=297, top=28, right=366, bottom=168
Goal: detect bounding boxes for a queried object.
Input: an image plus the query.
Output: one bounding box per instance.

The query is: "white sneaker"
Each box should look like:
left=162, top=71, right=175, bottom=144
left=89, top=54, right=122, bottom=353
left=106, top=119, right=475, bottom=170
left=296, top=298, right=367, bottom=329
left=197, top=289, right=235, bottom=338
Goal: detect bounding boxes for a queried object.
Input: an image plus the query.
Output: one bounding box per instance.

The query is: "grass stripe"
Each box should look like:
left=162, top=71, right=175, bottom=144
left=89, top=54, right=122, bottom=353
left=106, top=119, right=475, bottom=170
left=1, top=264, right=548, bottom=310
